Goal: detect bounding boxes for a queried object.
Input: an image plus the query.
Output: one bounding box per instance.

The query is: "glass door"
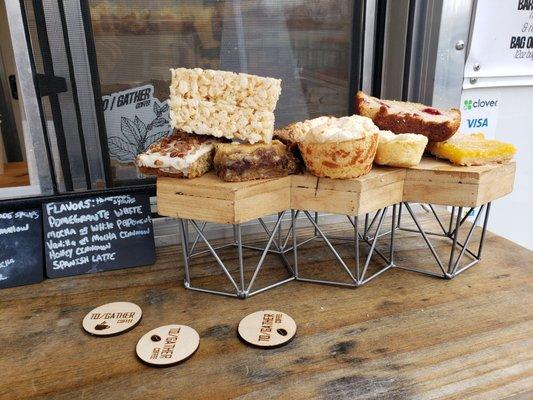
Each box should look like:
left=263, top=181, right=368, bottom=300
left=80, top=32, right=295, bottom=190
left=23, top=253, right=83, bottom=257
left=0, top=0, right=53, bottom=199
left=1, top=0, right=365, bottom=199
left=85, top=0, right=364, bottom=185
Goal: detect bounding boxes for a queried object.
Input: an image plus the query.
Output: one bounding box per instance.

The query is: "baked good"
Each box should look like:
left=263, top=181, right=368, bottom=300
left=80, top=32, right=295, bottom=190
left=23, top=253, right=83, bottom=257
left=273, top=125, right=306, bottom=171
left=427, top=133, right=516, bottom=166
left=135, top=131, right=218, bottom=178
left=169, top=97, right=275, bottom=144
left=170, top=68, right=281, bottom=112
left=374, top=130, right=428, bottom=168
left=355, top=91, right=460, bottom=142
left=297, top=115, right=379, bottom=179
left=169, top=68, right=281, bottom=144
left=213, top=140, right=298, bottom=182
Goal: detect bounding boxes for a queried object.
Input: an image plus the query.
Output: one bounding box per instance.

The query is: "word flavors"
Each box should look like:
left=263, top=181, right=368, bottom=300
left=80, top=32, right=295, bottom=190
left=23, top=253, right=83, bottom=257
left=150, top=328, right=181, bottom=360
left=258, top=313, right=283, bottom=342
left=45, top=196, right=137, bottom=216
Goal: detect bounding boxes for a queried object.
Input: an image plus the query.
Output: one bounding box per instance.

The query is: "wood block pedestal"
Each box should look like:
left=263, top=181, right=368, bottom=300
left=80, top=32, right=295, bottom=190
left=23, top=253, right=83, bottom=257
left=156, top=158, right=516, bottom=296
left=158, top=173, right=290, bottom=224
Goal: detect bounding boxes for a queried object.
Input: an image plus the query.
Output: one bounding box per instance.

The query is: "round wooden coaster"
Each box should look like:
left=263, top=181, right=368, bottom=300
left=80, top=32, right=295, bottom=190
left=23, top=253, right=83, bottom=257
left=82, top=302, right=142, bottom=336
left=136, top=325, right=200, bottom=366
left=238, top=310, right=296, bottom=348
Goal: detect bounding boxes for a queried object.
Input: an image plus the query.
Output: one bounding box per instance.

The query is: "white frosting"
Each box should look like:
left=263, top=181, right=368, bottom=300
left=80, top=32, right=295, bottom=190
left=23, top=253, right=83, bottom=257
left=304, top=115, right=379, bottom=143
left=378, top=130, right=428, bottom=144
left=136, top=143, right=213, bottom=176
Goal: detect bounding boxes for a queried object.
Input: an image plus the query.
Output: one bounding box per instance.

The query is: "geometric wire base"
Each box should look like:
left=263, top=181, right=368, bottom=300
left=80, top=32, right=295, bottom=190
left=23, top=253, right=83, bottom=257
left=176, top=202, right=492, bottom=298
left=178, top=210, right=295, bottom=298
left=292, top=206, right=396, bottom=287
left=393, top=202, right=491, bottom=278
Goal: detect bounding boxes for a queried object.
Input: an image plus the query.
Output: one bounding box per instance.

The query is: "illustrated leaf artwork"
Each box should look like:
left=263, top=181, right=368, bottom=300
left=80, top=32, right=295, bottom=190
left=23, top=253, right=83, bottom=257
left=108, top=136, right=137, bottom=162
left=121, top=116, right=142, bottom=144
left=153, top=101, right=169, bottom=116
left=151, top=116, right=168, bottom=128
left=159, top=103, right=169, bottom=113
left=134, top=116, right=147, bottom=138
left=108, top=99, right=171, bottom=164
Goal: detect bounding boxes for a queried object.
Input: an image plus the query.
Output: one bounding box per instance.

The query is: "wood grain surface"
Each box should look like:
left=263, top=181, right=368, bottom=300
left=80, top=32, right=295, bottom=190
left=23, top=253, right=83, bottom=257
left=0, top=213, right=531, bottom=399
left=0, top=162, right=29, bottom=189
left=157, top=158, right=515, bottom=223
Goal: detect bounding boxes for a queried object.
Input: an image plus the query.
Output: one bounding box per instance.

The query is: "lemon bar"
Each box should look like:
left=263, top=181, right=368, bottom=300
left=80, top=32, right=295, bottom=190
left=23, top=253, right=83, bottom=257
left=427, top=133, right=516, bottom=166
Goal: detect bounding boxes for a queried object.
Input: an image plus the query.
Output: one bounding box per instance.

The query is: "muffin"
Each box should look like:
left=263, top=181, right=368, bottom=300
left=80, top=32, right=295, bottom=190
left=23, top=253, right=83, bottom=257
left=297, top=115, right=379, bottom=179
left=374, top=130, right=428, bottom=168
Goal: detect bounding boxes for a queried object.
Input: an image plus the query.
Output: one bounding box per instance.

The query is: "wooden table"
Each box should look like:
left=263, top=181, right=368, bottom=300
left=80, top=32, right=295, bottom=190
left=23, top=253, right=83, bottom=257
left=1, top=213, right=531, bottom=399
left=0, top=162, right=30, bottom=189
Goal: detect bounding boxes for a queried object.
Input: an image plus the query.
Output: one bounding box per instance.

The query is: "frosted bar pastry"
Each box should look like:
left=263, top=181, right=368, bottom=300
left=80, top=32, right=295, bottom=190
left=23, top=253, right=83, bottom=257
left=135, top=130, right=218, bottom=179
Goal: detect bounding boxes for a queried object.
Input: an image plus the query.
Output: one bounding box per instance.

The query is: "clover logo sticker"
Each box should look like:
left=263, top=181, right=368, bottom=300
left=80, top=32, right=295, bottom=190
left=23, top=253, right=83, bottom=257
left=463, top=99, right=473, bottom=110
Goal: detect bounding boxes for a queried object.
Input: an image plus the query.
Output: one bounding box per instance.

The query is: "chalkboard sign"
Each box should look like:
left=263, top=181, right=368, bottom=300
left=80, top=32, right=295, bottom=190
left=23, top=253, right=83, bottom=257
left=43, top=194, right=155, bottom=278
left=0, top=210, right=43, bottom=289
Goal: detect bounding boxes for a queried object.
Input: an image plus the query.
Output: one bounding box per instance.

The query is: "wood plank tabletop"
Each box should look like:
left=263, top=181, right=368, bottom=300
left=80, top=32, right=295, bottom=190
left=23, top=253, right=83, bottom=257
left=0, top=162, right=29, bottom=189
left=0, top=213, right=531, bottom=399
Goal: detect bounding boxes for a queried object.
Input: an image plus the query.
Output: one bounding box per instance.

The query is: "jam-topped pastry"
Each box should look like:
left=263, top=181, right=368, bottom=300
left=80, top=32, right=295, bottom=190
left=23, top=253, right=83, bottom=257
left=355, top=91, right=460, bottom=142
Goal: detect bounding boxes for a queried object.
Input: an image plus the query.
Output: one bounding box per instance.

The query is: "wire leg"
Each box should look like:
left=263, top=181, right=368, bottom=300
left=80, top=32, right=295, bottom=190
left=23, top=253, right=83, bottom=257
left=246, top=211, right=285, bottom=293
left=303, top=211, right=357, bottom=283
left=447, top=207, right=463, bottom=275
left=179, top=219, right=191, bottom=286
left=390, top=204, right=397, bottom=265
left=428, top=204, right=447, bottom=235
left=477, top=202, right=491, bottom=258
left=354, top=215, right=360, bottom=281
left=360, top=208, right=387, bottom=282
left=190, top=220, right=240, bottom=293
left=404, top=203, right=447, bottom=276
left=450, top=205, right=485, bottom=275
left=236, top=224, right=245, bottom=296
left=292, top=210, right=299, bottom=278
left=189, top=221, right=207, bottom=256
left=397, top=202, right=403, bottom=229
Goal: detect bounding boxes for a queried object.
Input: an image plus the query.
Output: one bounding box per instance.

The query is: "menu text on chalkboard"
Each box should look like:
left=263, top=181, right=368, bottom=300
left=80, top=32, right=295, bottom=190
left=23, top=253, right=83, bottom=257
left=0, top=210, right=43, bottom=289
left=43, top=194, right=155, bottom=278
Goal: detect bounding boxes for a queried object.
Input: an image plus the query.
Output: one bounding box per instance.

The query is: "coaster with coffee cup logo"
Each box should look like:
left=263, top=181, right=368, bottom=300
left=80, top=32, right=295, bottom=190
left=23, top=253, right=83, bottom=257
left=238, top=310, right=296, bottom=348
left=82, top=302, right=142, bottom=336
left=136, top=324, right=200, bottom=367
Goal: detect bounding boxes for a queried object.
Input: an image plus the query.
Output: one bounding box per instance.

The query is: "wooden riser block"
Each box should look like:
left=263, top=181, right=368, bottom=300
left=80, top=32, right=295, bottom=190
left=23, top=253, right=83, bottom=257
left=157, top=173, right=290, bottom=224
left=403, top=159, right=516, bottom=208
left=290, top=167, right=405, bottom=215
left=156, top=159, right=516, bottom=223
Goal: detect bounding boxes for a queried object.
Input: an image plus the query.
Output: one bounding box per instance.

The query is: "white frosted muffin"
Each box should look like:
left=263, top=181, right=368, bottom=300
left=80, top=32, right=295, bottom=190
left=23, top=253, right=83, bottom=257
left=374, top=130, right=428, bottom=168
left=298, top=115, right=379, bottom=179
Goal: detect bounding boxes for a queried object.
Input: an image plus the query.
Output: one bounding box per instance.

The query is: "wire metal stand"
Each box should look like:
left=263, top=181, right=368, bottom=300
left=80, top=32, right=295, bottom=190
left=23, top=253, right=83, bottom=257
left=291, top=205, right=397, bottom=287
left=178, top=211, right=295, bottom=299
left=394, top=202, right=492, bottom=278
